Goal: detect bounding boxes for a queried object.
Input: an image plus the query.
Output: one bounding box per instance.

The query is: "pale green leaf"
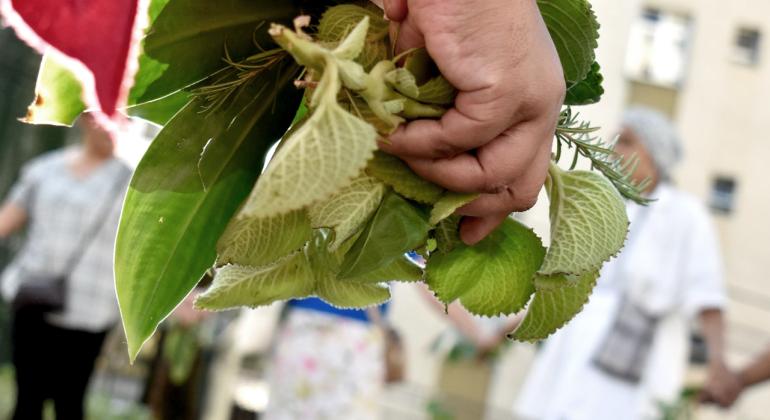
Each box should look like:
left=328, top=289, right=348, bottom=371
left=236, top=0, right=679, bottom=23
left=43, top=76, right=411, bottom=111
left=332, top=17, right=370, bottom=61
left=426, top=218, right=545, bottom=317
left=430, top=192, right=478, bottom=225
left=244, top=64, right=378, bottom=218
left=339, top=191, right=432, bottom=279
left=311, top=231, right=392, bottom=309
left=195, top=252, right=315, bottom=311
left=217, top=209, right=312, bottom=268
left=537, top=0, right=600, bottom=84
left=308, top=176, right=386, bottom=250
left=511, top=271, right=598, bottom=342
left=366, top=151, right=444, bottom=204
left=347, top=255, right=424, bottom=284
left=539, top=164, right=628, bottom=276
left=318, top=4, right=390, bottom=70
left=316, top=277, right=391, bottom=309
left=385, top=68, right=420, bottom=99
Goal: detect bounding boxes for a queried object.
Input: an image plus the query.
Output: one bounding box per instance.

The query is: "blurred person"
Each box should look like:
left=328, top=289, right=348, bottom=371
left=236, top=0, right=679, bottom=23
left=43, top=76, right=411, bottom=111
left=701, top=346, right=770, bottom=408
left=511, top=107, right=734, bottom=420
left=0, top=113, right=130, bottom=420
left=262, top=297, right=391, bottom=419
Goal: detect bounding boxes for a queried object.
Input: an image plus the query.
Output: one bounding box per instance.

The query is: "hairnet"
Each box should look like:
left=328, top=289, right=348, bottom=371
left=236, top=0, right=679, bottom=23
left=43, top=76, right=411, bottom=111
left=622, top=107, right=683, bottom=181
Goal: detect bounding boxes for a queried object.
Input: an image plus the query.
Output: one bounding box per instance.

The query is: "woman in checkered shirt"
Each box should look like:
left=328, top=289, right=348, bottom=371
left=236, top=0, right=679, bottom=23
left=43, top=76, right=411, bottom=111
left=0, top=113, right=131, bottom=420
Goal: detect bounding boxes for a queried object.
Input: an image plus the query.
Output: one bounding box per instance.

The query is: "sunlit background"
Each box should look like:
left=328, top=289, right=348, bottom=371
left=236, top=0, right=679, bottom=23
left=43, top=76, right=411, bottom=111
left=0, top=0, right=768, bottom=419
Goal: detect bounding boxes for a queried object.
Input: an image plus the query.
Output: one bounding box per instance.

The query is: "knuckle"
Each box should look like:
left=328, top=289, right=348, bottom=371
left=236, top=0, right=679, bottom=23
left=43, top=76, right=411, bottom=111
left=431, top=138, right=464, bottom=159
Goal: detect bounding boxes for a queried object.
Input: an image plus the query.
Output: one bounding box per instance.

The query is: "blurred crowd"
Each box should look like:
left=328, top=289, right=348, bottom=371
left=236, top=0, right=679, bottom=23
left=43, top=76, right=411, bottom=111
left=0, top=107, right=768, bottom=420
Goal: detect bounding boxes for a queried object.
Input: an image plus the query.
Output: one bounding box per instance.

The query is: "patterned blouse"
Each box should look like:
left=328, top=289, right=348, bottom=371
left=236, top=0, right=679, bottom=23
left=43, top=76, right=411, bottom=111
left=1, top=147, right=131, bottom=332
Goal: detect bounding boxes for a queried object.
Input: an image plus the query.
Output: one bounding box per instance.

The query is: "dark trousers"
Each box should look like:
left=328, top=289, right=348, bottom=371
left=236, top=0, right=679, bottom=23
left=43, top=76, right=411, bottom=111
left=11, top=308, right=107, bottom=420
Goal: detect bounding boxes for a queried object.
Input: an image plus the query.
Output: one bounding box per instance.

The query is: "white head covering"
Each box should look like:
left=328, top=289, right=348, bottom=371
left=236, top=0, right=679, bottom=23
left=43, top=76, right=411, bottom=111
left=622, top=107, right=683, bottom=181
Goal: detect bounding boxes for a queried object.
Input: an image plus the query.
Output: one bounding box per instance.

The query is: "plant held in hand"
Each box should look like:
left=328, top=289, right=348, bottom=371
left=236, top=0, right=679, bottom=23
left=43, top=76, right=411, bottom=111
left=5, top=0, right=646, bottom=360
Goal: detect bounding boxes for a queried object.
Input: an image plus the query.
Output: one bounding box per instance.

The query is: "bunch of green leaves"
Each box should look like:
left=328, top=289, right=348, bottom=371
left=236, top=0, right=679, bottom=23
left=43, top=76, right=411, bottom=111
left=193, top=3, right=630, bottom=345
left=25, top=0, right=636, bottom=360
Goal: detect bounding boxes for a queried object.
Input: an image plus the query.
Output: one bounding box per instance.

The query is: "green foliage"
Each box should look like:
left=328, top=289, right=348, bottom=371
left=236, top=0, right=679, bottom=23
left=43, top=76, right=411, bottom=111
left=133, top=0, right=301, bottom=103
left=217, top=210, right=312, bottom=268
left=565, top=62, right=604, bottom=105
left=426, top=218, right=545, bottom=317
left=309, top=175, right=387, bottom=250
left=555, top=108, right=650, bottom=204
left=430, top=192, right=479, bottom=225
left=242, top=58, right=378, bottom=218
left=21, top=0, right=641, bottom=356
left=511, top=271, right=598, bottom=341
left=539, top=163, right=628, bottom=276
left=537, top=0, right=600, bottom=84
left=366, top=151, right=445, bottom=204
left=115, top=60, right=302, bottom=361
left=339, top=191, right=432, bottom=279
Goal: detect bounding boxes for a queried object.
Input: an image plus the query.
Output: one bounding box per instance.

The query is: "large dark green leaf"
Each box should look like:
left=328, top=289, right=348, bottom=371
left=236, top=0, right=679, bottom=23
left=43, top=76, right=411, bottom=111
left=339, top=191, right=432, bottom=279
left=564, top=62, right=604, bottom=106
left=132, top=0, right=300, bottom=104
left=537, top=0, right=600, bottom=85
left=116, top=63, right=301, bottom=361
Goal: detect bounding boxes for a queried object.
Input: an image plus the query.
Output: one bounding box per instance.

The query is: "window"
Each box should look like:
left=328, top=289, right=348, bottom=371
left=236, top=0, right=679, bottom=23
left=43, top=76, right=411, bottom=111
left=710, top=176, right=737, bottom=214
left=625, top=9, right=693, bottom=87
left=732, top=27, right=762, bottom=66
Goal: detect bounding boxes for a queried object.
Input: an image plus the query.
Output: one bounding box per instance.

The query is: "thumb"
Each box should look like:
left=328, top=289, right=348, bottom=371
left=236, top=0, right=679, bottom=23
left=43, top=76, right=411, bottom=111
left=383, top=0, right=407, bottom=21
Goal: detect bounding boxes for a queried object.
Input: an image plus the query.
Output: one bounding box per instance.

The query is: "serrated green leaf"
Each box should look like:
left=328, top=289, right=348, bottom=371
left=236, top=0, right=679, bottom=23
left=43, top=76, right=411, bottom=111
left=318, top=4, right=390, bottom=71
left=195, top=252, right=316, bottom=311
left=430, top=192, right=478, bottom=225
left=366, top=151, right=444, bottom=204
left=426, top=218, right=545, bottom=317
left=23, top=55, right=86, bottom=126
left=312, top=231, right=393, bottom=308
left=537, top=0, right=600, bottom=84
left=540, top=164, right=628, bottom=276
left=385, top=68, right=420, bottom=99
left=564, top=62, right=604, bottom=106
left=316, top=277, right=391, bottom=308
left=434, top=215, right=463, bottom=254
left=332, top=16, right=370, bottom=61
left=217, top=209, right=312, bottom=267
left=244, top=62, right=378, bottom=218
left=347, top=255, right=423, bottom=284
left=339, top=191, right=432, bottom=279
left=308, top=175, right=386, bottom=251
left=116, top=63, right=301, bottom=361
left=511, top=271, right=598, bottom=342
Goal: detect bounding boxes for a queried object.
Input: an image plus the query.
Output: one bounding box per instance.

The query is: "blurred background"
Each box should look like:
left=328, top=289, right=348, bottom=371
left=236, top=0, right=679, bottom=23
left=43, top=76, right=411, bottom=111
left=0, top=0, right=768, bottom=419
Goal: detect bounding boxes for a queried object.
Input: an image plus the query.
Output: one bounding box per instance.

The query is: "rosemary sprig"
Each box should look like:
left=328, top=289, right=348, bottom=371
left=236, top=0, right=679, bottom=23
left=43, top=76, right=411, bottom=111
left=555, top=107, right=651, bottom=205
left=191, top=47, right=288, bottom=113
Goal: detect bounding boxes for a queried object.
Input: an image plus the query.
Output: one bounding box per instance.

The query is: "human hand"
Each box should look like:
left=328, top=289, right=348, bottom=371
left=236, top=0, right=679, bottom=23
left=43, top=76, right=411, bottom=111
left=382, top=0, right=565, bottom=245
left=699, top=361, right=743, bottom=408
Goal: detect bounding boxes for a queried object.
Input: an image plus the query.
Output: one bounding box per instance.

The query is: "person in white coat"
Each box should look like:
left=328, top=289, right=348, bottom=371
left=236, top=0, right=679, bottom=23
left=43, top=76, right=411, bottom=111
left=514, top=107, right=737, bottom=420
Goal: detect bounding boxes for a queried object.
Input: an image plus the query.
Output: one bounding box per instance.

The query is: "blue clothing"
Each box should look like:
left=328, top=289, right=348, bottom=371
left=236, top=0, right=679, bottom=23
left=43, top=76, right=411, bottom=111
left=288, top=297, right=388, bottom=323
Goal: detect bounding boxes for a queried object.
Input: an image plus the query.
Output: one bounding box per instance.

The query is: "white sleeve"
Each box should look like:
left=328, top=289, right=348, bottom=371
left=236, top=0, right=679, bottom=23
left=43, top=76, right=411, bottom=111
left=680, top=203, right=726, bottom=318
